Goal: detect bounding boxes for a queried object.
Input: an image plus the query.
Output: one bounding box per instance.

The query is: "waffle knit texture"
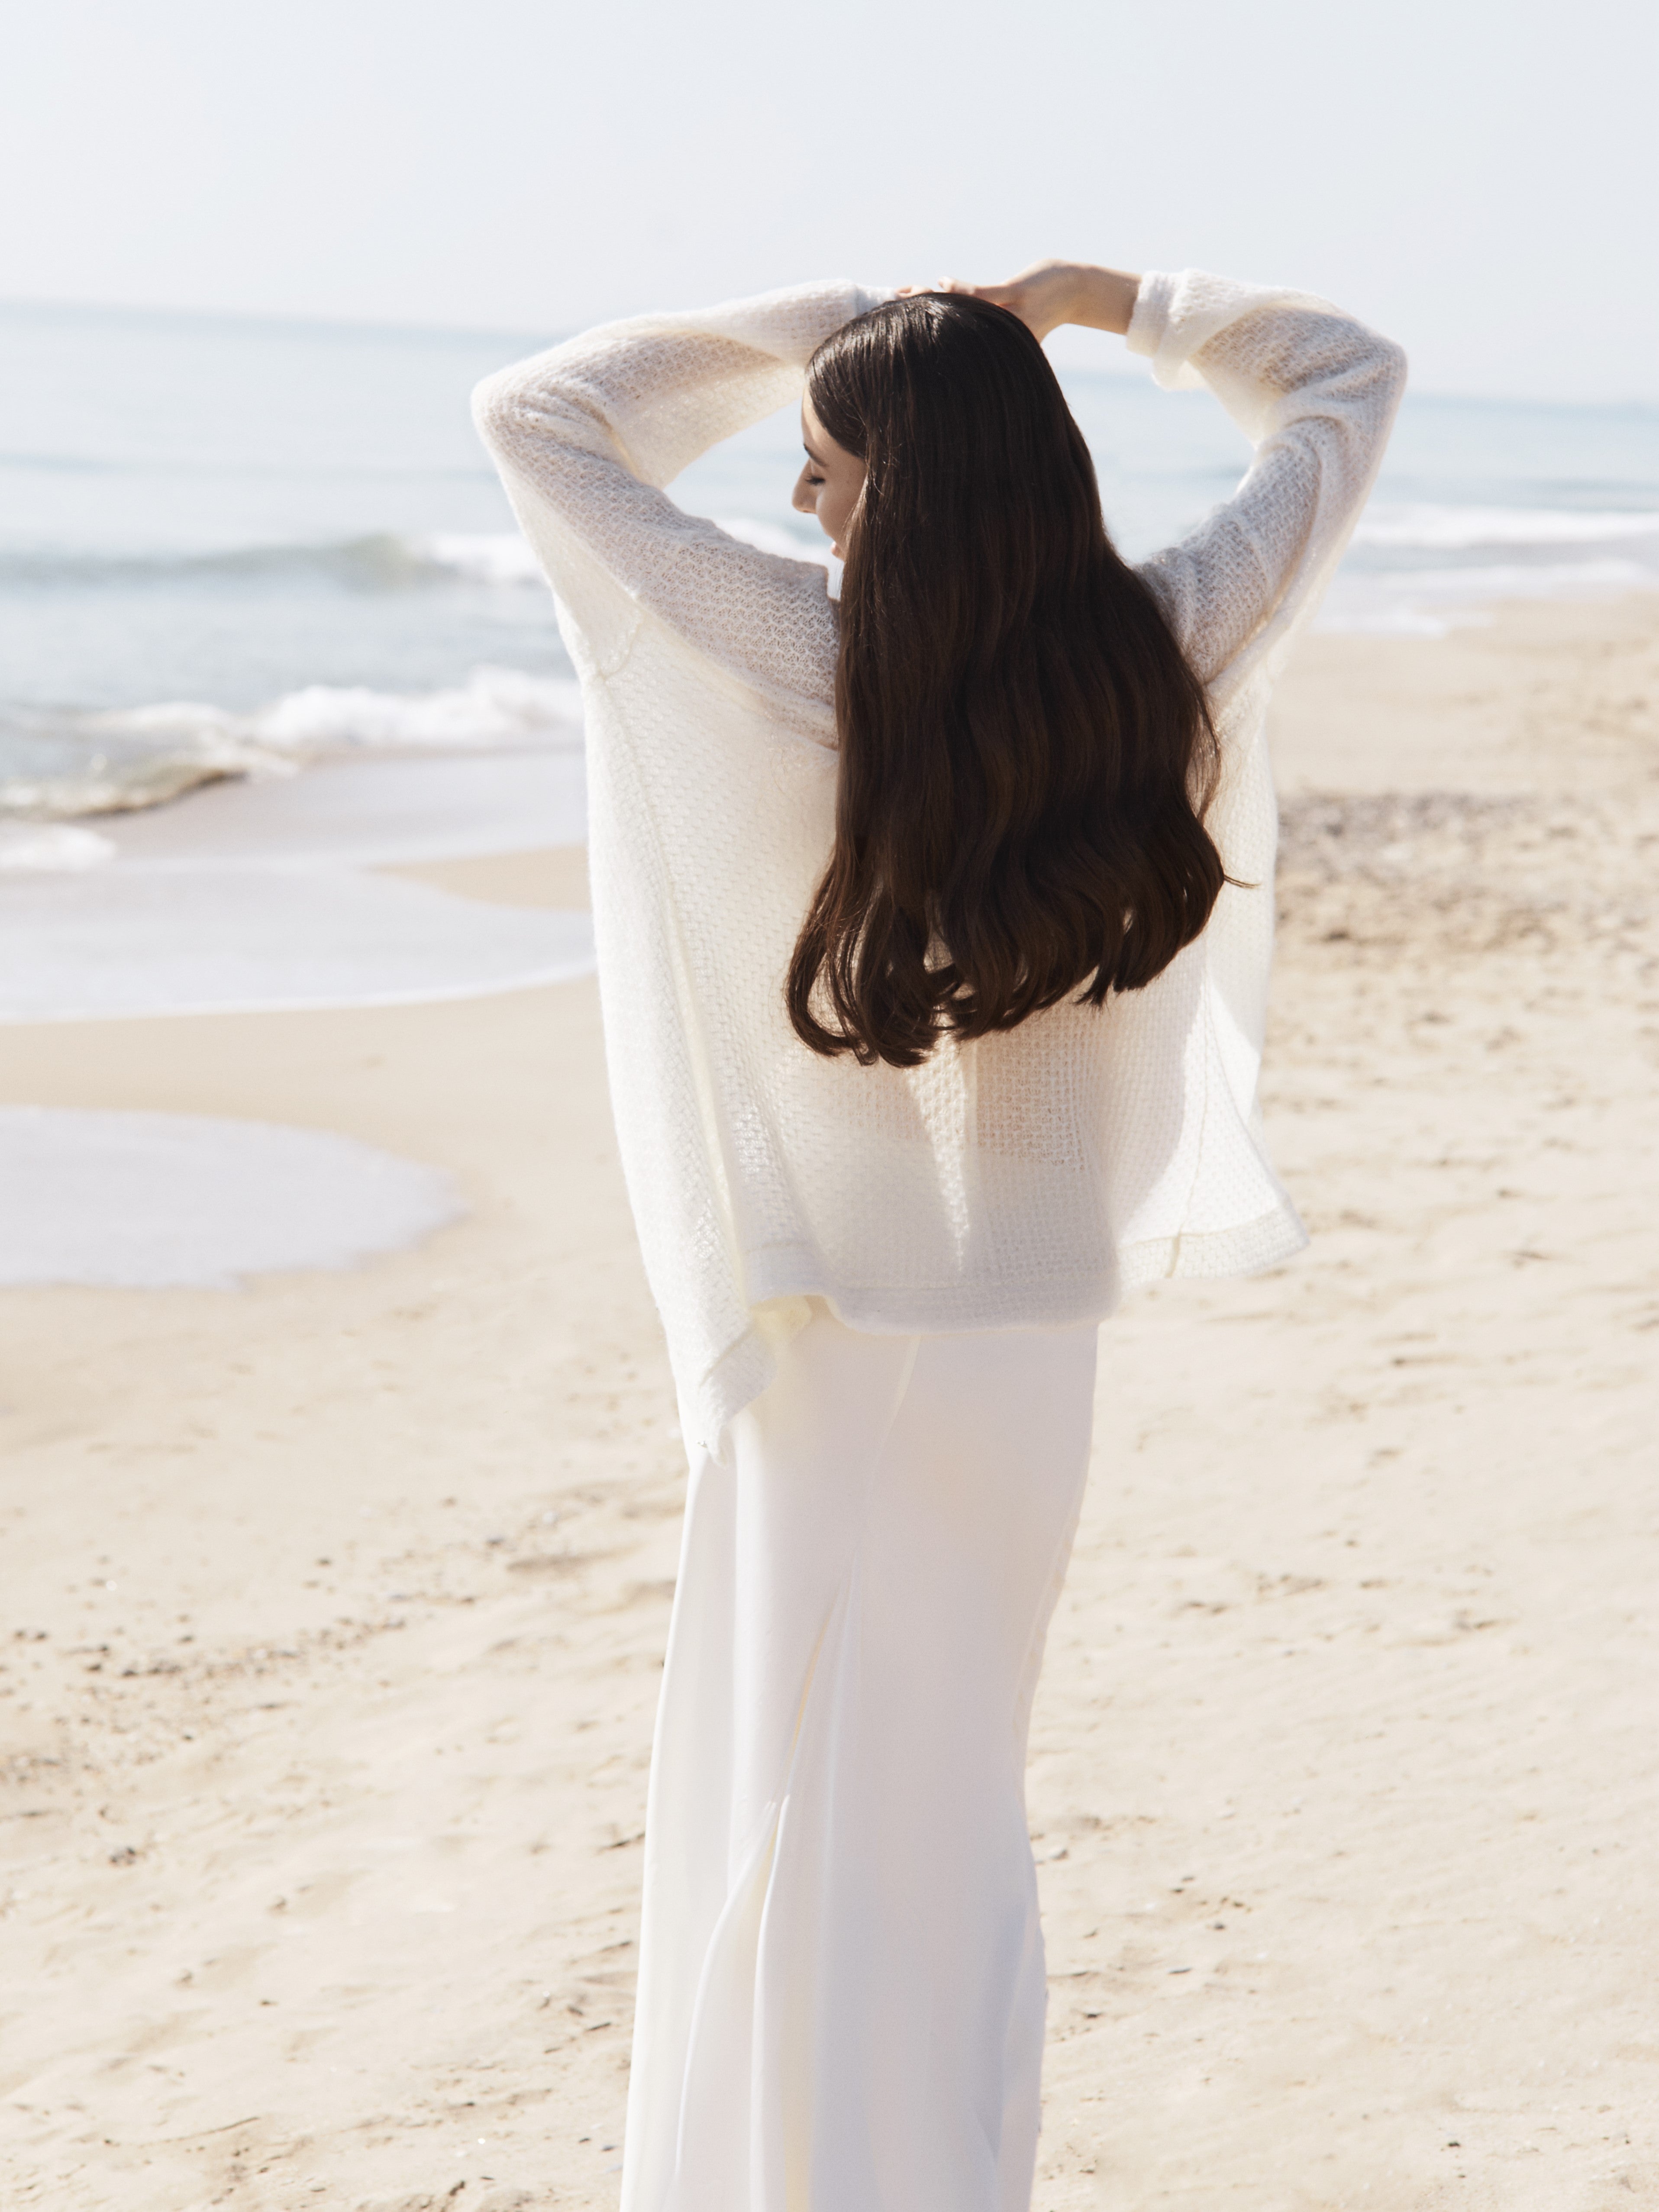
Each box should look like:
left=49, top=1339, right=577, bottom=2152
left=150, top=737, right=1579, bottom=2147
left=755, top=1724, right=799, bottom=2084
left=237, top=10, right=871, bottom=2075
left=473, top=271, right=1407, bottom=1456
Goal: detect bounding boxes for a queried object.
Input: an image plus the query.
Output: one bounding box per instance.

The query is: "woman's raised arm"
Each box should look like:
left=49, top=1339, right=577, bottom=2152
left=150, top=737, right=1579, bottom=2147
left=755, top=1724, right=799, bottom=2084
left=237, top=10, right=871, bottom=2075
left=1123, top=270, right=1407, bottom=698
left=472, top=282, right=884, bottom=720
left=935, top=262, right=1407, bottom=704
left=917, top=259, right=1143, bottom=341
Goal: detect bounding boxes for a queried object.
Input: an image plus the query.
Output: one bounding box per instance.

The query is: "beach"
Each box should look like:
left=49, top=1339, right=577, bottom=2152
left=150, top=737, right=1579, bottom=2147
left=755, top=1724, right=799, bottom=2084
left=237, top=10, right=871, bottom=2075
left=0, top=591, right=1653, bottom=2208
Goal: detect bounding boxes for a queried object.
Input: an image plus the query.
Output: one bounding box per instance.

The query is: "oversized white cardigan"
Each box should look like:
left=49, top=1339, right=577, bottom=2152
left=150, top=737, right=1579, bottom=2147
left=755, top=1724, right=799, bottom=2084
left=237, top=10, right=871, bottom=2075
left=474, top=272, right=1407, bottom=1453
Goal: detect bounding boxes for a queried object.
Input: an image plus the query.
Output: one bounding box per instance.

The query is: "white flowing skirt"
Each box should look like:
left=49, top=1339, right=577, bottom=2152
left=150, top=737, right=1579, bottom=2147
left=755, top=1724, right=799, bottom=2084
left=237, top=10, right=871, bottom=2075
left=620, top=1298, right=1100, bottom=2212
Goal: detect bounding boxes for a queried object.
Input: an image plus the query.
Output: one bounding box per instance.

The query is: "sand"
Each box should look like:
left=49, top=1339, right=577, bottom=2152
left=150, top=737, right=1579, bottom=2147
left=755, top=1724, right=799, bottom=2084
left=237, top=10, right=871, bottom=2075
left=1, top=596, right=1655, bottom=2211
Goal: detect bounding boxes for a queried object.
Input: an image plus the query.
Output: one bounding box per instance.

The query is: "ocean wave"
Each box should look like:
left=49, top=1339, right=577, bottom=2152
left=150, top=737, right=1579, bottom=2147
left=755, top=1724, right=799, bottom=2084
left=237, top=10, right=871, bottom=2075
left=0, top=533, right=506, bottom=592
left=0, top=667, right=586, bottom=820
left=13, top=507, right=1648, bottom=597
left=98, top=666, right=585, bottom=751
left=413, top=515, right=829, bottom=582
left=0, top=744, right=283, bottom=820
left=2, top=516, right=833, bottom=595
left=413, top=531, right=542, bottom=584
left=1353, top=504, right=1659, bottom=550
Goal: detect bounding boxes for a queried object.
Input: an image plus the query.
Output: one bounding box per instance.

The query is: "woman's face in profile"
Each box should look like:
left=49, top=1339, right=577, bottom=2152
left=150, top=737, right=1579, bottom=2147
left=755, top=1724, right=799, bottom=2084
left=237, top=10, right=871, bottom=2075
left=792, top=395, right=865, bottom=560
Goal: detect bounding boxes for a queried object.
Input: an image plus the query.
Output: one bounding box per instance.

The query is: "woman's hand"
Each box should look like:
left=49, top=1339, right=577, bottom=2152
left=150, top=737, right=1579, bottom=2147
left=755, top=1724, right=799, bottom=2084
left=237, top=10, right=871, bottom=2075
left=895, top=261, right=1142, bottom=342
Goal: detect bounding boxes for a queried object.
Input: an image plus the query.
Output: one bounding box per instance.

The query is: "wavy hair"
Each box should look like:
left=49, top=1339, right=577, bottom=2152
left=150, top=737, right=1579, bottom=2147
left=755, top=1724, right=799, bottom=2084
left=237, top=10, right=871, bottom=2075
left=786, top=291, right=1225, bottom=1069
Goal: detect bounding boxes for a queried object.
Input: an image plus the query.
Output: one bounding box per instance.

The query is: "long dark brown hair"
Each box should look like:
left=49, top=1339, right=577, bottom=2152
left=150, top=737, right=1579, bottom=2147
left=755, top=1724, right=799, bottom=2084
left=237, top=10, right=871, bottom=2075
left=786, top=291, right=1225, bottom=1069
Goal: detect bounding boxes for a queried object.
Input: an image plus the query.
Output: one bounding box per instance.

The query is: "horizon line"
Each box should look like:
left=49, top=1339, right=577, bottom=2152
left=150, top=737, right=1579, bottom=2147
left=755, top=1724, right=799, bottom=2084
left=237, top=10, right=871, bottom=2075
left=2, top=293, right=1655, bottom=415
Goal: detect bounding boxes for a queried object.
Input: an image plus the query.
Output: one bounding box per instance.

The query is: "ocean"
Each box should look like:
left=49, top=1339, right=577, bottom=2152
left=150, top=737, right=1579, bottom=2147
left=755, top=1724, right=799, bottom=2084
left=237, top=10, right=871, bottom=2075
left=3, top=299, right=1657, bottom=823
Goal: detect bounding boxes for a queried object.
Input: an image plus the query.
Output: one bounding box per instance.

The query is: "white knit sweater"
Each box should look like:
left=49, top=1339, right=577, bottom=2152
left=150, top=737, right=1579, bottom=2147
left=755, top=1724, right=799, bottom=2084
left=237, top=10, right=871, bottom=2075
left=474, top=272, right=1406, bottom=1453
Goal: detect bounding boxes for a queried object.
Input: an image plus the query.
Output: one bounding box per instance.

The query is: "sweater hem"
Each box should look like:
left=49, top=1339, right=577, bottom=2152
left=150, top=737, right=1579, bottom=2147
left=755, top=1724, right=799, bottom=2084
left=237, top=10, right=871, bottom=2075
left=740, top=1197, right=1307, bottom=1322
left=678, top=1198, right=1310, bottom=1459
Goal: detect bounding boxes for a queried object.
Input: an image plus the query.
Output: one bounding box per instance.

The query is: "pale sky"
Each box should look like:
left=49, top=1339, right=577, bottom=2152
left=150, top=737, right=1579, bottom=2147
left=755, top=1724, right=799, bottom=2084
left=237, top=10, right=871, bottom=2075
left=5, top=0, right=1655, bottom=403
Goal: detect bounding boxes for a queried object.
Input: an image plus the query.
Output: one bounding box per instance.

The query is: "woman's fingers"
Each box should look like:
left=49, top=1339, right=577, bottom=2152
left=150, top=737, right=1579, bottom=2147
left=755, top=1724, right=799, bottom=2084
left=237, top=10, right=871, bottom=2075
left=891, top=275, right=1055, bottom=336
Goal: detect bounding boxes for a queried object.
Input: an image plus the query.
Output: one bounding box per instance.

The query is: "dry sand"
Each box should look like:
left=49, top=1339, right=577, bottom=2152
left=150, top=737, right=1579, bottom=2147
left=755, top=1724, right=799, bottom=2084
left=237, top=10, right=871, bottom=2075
left=2, top=597, right=1656, bottom=2210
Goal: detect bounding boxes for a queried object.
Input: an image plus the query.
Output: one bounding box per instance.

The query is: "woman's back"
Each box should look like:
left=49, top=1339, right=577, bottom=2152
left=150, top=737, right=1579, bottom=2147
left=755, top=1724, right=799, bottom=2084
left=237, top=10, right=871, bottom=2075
left=473, top=269, right=1407, bottom=1454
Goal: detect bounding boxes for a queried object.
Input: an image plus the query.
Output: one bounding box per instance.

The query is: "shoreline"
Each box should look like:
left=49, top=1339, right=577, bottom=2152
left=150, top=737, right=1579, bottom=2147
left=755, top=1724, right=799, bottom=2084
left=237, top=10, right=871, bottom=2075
left=0, top=750, right=595, bottom=1028
left=2, top=593, right=1656, bottom=2209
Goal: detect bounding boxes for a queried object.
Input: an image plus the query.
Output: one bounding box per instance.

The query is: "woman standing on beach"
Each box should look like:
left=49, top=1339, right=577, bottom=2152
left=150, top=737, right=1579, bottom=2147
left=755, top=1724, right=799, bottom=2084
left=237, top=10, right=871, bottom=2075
left=475, top=257, right=1404, bottom=2210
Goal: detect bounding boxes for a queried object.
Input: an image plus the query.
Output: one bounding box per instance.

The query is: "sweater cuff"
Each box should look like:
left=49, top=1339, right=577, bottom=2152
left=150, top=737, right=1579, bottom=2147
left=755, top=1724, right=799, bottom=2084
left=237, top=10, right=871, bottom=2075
left=1125, top=270, right=1205, bottom=391
left=1125, top=270, right=1176, bottom=358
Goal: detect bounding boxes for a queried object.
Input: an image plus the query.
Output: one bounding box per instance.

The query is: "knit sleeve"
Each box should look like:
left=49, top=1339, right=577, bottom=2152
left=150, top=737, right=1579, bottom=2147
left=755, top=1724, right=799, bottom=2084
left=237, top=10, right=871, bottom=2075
left=472, top=281, right=886, bottom=720
left=1126, top=270, right=1407, bottom=702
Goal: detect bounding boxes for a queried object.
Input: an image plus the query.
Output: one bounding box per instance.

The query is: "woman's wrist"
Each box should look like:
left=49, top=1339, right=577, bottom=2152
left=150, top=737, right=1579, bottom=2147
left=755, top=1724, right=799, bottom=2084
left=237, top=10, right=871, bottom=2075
left=1062, top=265, right=1143, bottom=337
left=904, top=262, right=1144, bottom=346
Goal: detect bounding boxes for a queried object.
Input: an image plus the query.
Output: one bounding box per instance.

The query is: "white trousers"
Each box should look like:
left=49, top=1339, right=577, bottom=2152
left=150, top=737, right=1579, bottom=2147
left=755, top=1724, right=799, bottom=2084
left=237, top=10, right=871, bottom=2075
left=620, top=1299, right=1100, bottom=2212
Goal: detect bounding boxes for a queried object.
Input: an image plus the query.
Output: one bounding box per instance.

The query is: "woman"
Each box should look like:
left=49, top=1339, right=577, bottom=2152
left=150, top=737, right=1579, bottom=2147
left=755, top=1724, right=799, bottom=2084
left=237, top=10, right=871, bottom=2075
left=474, top=256, right=1405, bottom=2210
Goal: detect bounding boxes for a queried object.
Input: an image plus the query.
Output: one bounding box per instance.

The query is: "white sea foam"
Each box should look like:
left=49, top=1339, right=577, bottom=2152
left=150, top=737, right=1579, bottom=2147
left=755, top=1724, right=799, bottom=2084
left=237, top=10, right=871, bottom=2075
left=90, top=665, right=586, bottom=756
left=0, top=1105, right=463, bottom=1288
left=1354, top=504, right=1659, bottom=550
left=414, top=531, right=544, bottom=585
left=1, top=667, right=588, bottom=820
left=414, top=519, right=830, bottom=584
left=0, top=823, right=117, bottom=870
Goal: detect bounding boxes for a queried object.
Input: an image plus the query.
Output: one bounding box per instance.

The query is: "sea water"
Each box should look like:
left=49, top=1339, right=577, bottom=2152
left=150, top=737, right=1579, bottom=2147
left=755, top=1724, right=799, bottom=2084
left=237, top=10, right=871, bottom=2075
left=3, top=299, right=1657, bottom=820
